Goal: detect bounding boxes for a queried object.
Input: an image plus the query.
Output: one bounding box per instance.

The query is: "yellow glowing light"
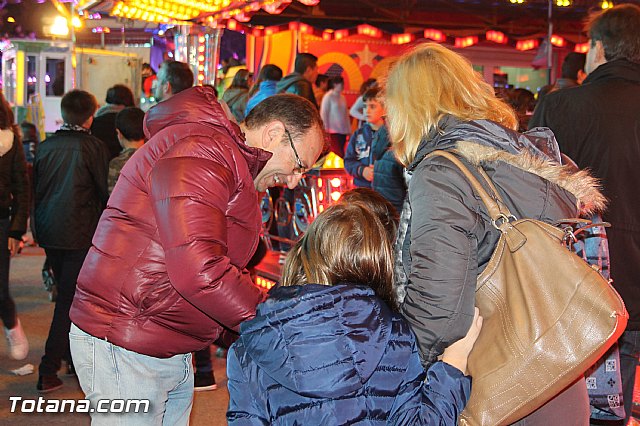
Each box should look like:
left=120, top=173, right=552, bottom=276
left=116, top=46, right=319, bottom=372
left=318, top=192, right=324, bottom=202
left=50, top=16, right=70, bottom=36
left=7, top=17, right=15, bottom=23
left=198, top=64, right=204, bottom=71
left=317, top=179, right=323, bottom=188
left=107, top=0, right=256, bottom=23
left=331, top=192, right=341, bottom=202
left=516, top=39, right=538, bottom=51
left=330, top=178, right=341, bottom=188
left=198, top=74, right=205, bottom=81
left=198, top=36, right=205, bottom=43
left=16, top=51, right=24, bottom=105
left=198, top=55, right=205, bottom=62
left=455, top=36, right=478, bottom=48
left=198, top=46, right=205, bottom=53
left=319, top=205, right=325, bottom=213
left=574, top=42, right=589, bottom=53
left=321, top=151, right=344, bottom=169
left=550, top=35, right=566, bottom=47
left=486, top=30, right=507, bottom=44
left=392, top=33, right=414, bottom=45
left=601, top=0, right=613, bottom=8
left=255, top=277, right=275, bottom=290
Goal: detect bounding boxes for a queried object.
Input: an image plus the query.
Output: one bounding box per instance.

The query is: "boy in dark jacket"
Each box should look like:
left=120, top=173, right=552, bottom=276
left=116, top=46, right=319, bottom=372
left=344, top=87, right=407, bottom=212
left=34, top=89, right=109, bottom=392
left=108, top=107, right=145, bottom=194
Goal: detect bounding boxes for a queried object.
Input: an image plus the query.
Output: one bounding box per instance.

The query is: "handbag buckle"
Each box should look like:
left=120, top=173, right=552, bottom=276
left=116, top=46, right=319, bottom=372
left=562, top=226, right=577, bottom=248
left=491, top=213, right=517, bottom=231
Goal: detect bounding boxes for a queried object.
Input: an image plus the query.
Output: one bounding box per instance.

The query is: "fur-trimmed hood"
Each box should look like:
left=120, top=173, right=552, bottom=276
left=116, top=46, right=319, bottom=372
left=408, top=115, right=606, bottom=216
left=455, top=141, right=606, bottom=216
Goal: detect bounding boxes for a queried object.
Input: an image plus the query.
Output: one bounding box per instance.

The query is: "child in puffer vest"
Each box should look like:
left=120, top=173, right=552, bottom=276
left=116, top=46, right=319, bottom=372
left=227, top=188, right=483, bottom=425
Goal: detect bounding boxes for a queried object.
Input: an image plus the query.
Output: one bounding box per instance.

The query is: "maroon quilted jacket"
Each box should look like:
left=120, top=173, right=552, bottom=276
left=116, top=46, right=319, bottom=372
left=70, top=86, right=268, bottom=357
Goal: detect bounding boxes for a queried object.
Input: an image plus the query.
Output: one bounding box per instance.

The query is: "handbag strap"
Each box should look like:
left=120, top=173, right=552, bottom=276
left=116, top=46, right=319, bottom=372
left=425, top=150, right=513, bottom=222
left=475, top=166, right=506, bottom=205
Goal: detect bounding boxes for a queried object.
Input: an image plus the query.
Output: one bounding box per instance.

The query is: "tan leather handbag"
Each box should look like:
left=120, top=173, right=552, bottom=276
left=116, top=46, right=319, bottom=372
left=427, top=151, right=628, bottom=426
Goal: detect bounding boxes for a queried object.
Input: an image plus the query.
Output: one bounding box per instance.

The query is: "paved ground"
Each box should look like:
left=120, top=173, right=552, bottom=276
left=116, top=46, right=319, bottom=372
left=0, top=246, right=229, bottom=426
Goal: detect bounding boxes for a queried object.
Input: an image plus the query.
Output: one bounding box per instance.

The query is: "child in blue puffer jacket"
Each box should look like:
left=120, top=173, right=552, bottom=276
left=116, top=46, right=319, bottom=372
left=227, top=189, right=483, bottom=425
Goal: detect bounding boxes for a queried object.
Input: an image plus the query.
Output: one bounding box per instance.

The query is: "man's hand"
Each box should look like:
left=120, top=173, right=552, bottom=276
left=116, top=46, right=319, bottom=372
left=8, top=237, right=21, bottom=256
left=362, top=165, right=374, bottom=182
left=442, top=307, right=483, bottom=375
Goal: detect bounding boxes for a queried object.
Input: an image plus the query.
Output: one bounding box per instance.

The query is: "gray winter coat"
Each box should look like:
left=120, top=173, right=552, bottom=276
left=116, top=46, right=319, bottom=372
left=395, top=115, right=606, bottom=367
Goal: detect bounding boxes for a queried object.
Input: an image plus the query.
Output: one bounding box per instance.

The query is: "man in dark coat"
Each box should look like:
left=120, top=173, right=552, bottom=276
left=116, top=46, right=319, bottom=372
left=529, top=6, right=640, bottom=424
left=33, top=89, right=109, bottom=392
left=276, top=53, right=319, bottom=108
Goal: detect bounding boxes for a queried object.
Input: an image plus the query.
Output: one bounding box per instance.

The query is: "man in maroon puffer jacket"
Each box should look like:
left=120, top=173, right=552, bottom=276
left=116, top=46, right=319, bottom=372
left=69, top=60, right=325, bottom=425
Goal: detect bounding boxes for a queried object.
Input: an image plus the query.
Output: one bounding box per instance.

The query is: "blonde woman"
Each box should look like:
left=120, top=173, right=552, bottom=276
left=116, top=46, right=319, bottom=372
left=227, top=197, right=482, bottom=425
left=386, top=43, right=605, bottom=425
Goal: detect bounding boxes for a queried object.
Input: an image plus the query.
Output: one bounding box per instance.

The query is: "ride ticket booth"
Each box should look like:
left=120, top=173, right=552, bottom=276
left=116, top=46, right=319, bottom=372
left=1, top=39, right=141, bottom=134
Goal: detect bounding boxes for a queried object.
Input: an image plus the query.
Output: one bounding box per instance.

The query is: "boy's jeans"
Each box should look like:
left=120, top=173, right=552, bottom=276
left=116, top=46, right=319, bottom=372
left=70, top=323, right=193, bottom=426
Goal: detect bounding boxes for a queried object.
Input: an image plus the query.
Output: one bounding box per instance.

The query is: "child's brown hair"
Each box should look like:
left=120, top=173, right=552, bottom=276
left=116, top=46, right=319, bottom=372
left=281, top=201, right=397, bottom=311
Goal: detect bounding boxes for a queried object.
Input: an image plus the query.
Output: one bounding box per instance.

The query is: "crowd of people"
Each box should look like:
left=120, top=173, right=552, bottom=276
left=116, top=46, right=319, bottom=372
left=0, top=3, right=638, bottom=426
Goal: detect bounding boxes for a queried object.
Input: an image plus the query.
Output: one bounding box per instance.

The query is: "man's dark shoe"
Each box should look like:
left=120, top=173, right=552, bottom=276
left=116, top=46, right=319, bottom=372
left=65, top=362, right=76, bottom=376
left=37, top=375, right=63, bottom=393
left=194, top=372, right=217, bottom=392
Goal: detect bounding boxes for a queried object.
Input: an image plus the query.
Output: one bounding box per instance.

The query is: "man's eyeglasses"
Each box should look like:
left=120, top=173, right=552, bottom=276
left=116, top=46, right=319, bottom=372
left=285, top=129, right=307, bottom=175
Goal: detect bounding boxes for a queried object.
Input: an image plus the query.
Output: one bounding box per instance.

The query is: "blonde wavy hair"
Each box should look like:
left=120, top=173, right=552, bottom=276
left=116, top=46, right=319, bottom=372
left=385, top=43, right=518, bottom=166
left=281, top=202, right=397, bottom=311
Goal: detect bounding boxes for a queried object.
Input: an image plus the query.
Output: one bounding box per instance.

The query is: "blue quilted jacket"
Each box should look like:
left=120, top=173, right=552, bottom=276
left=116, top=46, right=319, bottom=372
left=227, top=284, right=471, bottom=425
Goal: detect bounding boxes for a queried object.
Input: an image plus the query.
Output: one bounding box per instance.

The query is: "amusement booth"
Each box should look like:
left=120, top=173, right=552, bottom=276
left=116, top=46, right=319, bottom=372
left=1, top=39, right=142, bottom=134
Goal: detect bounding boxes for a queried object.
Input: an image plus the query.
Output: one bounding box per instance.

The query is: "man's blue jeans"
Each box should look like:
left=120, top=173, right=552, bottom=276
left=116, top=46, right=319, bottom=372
left=70, top=323, right=193, bottom=426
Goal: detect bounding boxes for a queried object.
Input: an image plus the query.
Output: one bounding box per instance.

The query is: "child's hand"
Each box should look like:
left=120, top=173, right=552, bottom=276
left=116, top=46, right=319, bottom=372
left=442, top=307, right=483, bottom=375
left=362, top=165, right=374, bottom=182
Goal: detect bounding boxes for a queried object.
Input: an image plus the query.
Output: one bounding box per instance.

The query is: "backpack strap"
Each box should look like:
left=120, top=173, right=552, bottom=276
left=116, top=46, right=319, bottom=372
left=277, top=79, right=296, bottom=94
left=425, top=150, right=514, bottom=223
